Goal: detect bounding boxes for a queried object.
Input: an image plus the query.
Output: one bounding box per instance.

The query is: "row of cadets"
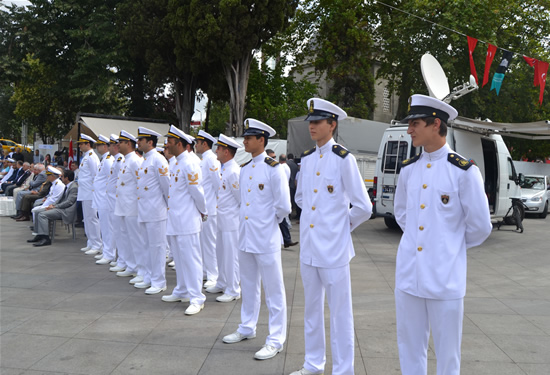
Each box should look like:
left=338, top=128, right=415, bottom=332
left=211, top=134, right=242, bottom=302
left=135, top=127, right=170, bottom=294
left=162, top=125, right=208, bottom=315
left=76, top=134, right=102, bottom=254
left=90, top=135, right=114, bottom=260
left=96, top=134, right=124, bottom=265
left=195, top=130, right=221, bottom=289
left=222, top=119, right=292, bottom=361
left=30, top=166, right=66, bottom=227
left=111, top=131, right=144, bottom=284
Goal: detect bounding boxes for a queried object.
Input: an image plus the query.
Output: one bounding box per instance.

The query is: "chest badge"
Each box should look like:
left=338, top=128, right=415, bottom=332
left=144, top=168, right=148, bottom=174
left=441, top=194, right=450, bottom=204
left=259, top=183, right=264, bottom=191
left=327, top=185, right=334, bottom=193
left=222, top=184, right=226, bottom=190
left=175, top=176, right=178, bottom=182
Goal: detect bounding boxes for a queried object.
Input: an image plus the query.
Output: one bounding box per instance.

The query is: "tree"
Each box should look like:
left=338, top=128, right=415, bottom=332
left=289, top=0, right=376, bottom=118
left=187, top=0, right=298, bottom=136
left=246, top=56, right=318, bottom=138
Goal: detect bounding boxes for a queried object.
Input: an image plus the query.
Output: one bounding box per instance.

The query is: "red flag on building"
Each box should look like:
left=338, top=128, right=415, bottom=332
left=68, top=138, right=74, bottom=169
left=536, top=60, right=549, bottom=105
left=482, top=44, right=497, bottom=87
left=523, top=56, right=539, bottom=86
left=467, top=36, right=479, bottom=84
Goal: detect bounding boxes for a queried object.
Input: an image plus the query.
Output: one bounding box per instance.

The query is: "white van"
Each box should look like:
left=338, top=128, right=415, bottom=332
left=373, top=120, right=524, bottom=228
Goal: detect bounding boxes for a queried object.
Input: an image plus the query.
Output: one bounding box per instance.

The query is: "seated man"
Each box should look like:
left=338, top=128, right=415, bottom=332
left=5, top=162, right=32, bottom=196
left=16, top=172, right=54, bottom=222
left=12, top=164, right=47, bottom=219
left=30, top=166, right=65, bottom=225
left=28, top=169, right=77, bottom=247
left=0, top=160, right=22, bottom=192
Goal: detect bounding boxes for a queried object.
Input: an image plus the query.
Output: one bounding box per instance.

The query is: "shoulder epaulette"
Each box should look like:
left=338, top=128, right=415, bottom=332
left=106, top=155, right=111, bottom=159
left=117, top=157, right=122, bottom=162
left=89, top=152, right=93, bottom=156
left=332, top=144, right=349, bottom=158
left=240, top=160, right=251, bottom=168
left=448, top=153, right=473, bottom=170
left=301, top=147, right=316, bottom=158
left=401, top=154, right=420, bottom=167
left=264, top=157, right=279, bottom=167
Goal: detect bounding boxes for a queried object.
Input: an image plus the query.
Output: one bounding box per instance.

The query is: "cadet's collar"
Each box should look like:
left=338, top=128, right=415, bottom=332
left=203, top=149, right=213, bottom=156
left=176, top=151, right=187, bottom=161
left=317, top=138, right=336, bottom=155
left=101, top=151, right=109, bottom=159
left=225, top=158, right=236, bottom=167
left=252, top=151, right=267, bottom=163
left=144, top=149, right=156, bottom=158
left=422, top=143, right=451, bottom=161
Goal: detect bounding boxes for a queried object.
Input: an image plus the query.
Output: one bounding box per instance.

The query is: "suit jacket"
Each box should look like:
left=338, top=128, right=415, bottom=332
left=37, top=180, right=52, bottom=198
left=15, top=170, right=31, bottom=187
left=29, top=171, right=47, bottom=190
left=54, top=181, right=78, bottom=224
left=7, top=167, right=21, bottom=182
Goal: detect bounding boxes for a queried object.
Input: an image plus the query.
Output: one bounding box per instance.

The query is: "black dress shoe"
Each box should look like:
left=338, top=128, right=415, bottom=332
left=27, top=235, right=42, bottom=243
left=284, top=241, right=299, bottom=248
left=33, top=238, right=51, bottom=247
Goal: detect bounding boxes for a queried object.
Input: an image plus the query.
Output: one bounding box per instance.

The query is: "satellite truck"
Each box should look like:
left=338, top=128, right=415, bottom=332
left=373, top=53, right=550, bottom=230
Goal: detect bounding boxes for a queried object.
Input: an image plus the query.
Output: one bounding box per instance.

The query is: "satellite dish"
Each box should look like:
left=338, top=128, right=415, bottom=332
left=421, top=54, right=450, bottom=100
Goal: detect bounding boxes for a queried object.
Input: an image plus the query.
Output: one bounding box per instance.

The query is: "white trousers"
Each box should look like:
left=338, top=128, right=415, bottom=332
left=214, top=230, right=240, bottom=297
left=81, top=200, right=102, bottom=250
left=201, top=215, right=218, bottom=281
left=168, top=233, right=206, bottom=305
left=395, top=288, right=463, bottom=375
left=140, top=221, right=167, bottom=288
left=98, top=208, right=113, bottom=260
left=114, top=215, right=140, bottom=274
left=238, top=251, right=287, bottom=349
left=301, top=263, right=354, bottom=375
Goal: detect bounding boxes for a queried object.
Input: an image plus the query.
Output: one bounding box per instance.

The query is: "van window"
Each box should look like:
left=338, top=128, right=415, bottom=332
left=381, top=141, right=409, bottom=173
left=507, top=158, right=517, bottom=181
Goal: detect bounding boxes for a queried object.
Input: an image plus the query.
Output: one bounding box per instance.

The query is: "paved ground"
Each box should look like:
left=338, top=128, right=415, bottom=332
left=1, top=215, right=549, bottom=375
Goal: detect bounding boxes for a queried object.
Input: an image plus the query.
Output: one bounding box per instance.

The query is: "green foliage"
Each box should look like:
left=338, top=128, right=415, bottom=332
left=205, top=101, right=231, bottom=137
left=246, top=57, right=319, bottom=138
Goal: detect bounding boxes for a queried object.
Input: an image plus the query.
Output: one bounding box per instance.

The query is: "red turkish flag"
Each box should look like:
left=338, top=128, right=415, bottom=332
left=536, top=60, right=548, bottom=105
left=467, top=36, right=479, bottom=84
left=483, top=44, right=498, bottom=87
left=523, top=56, right=539, bottom=87
left=68, top=139, right=74, bottom=169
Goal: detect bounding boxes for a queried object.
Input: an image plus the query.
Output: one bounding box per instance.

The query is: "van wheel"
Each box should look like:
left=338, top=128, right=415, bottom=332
left=384, top=217, right=400, bottom=229
left=540, top=201, right=548, bottom=219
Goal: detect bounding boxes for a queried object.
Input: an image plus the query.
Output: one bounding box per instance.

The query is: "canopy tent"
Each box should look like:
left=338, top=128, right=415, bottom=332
left=452, top=117, right=550, bottom=140
left=63, top=113, right=172, bottom=147
left=288, top=116, right=390, bottom=157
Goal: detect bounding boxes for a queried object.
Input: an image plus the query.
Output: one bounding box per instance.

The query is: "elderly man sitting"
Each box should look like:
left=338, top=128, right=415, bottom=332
left=28, top=169, right=77, bottom=247
left=11, top=164, right=47, bottom=220
left=4, top=162, right=32, bottom=196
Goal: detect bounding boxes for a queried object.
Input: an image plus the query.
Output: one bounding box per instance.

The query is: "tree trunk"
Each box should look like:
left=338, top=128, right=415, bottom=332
left=223, top=52, right=253, bottom=136
left=174, top=72, right=198, bottom=133
left=397, top=67, right=413, bottom=120
left=204, top=98, right=211, bottom=132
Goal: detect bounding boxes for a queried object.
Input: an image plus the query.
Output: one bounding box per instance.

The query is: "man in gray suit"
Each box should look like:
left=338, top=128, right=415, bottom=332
left=11, top=164, right=47, bottom=219
left=28, top=169, right=78, bottom=247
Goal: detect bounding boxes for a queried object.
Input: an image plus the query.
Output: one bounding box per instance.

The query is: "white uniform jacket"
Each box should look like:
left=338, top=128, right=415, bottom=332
left=394, top=143, right=492, bottom=300
left=77, top=150, right=100, bottom=201
left=239, top=152, right=291, bottom=254
left=137, top=149, right=170, bottom=223
left=107, top=153, right=124, bottom=211
left=200, top=149, right=221, bottom=216
left=296, top=138, right=372, bottom=268
left=114, top=152, right=142, bottom=217
left=217, top=158, right=241, bottom=232
left=92, top=152, right=114, bottom=210
left=168, top=156, right=176, bottom=173
left=167, top=151, right=207, bottom=236
left=39, top=178, right=65, bottom=208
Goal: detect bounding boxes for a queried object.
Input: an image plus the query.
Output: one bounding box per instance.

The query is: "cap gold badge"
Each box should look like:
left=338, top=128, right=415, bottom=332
left=309, top=100, right=314, bottom=113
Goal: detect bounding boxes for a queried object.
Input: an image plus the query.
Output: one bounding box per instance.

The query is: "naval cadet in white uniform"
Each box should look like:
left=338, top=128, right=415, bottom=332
left=195, top=130, right=221, bottom=290
left=212, top=134, right=242, bottom=302
left=223, top=119, right=291, bottom=361
left=394, top=94, right=492, bottom=375
left=76, top=134, right=102, bottom=253
left=111, top=131, right=143, bottom=282
left=135, top=127, right=170, bottom=295
left=162, top=125, right=208, bottom=315
left=291, top=98, right=372, bottom=375
left=96, top=134, right=123, bottom=266
left=30, top=165, right=65, bottom=226
left=91, top=135, right=114, bottom=260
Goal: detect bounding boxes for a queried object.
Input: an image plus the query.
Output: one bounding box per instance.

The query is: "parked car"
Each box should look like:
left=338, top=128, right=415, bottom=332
left=520, top=175, right=549, bottom=219
left=0, top=138, right=32, bottom=154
